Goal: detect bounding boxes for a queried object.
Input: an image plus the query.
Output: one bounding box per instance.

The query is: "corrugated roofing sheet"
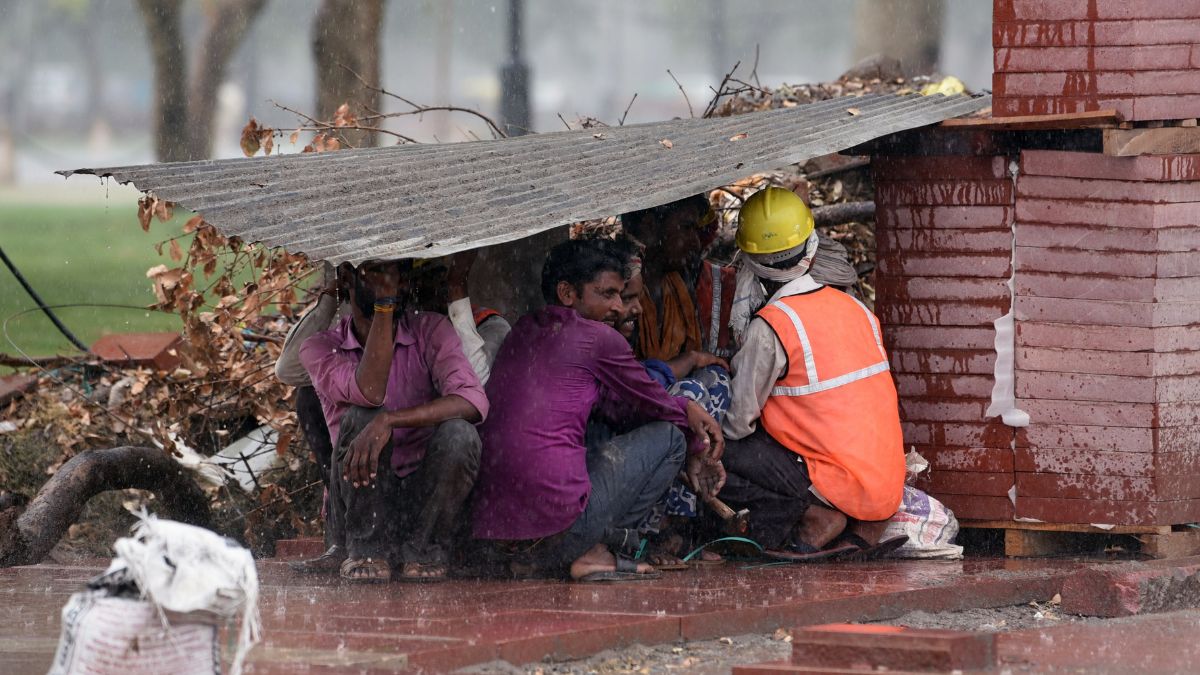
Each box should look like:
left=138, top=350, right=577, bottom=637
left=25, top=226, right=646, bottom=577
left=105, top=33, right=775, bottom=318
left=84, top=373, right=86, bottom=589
left=61, top=93, right=990, bottom=264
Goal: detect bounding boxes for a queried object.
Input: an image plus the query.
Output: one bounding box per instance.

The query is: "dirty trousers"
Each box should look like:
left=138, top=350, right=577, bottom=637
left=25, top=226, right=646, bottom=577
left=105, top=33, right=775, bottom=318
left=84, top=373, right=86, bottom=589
left=717, top=429, right=815, bottom=550
left=538, top=421, right=687, bottom=571
left=328, top=406, right=481, bottom=564
left=295, top=386, right=338, bottom=547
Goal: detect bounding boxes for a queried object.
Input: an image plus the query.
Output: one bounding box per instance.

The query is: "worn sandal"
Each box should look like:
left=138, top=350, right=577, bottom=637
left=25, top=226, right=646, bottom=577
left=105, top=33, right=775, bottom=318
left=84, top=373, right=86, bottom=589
left=764, top=539, right=857, bottom=563
left=575, top=555, right=661, bottom=583
left=832, top=533, right=909, bottom=561
left=288, top=545, right=347, bottom=574
left=397, top=560, right=449, bottom=583
left=339, top=557, right=391, bottom=583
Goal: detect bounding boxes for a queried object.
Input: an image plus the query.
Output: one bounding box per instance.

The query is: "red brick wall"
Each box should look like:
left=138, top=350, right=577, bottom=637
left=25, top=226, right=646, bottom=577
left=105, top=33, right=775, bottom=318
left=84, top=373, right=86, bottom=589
left=993, top=0, right=1200, bottom=121
left=873, top=154, right=1019, bottom=521
left=1013, top=149, right=1200, bottom=525
left=874, top=146, right=1200, bottom=526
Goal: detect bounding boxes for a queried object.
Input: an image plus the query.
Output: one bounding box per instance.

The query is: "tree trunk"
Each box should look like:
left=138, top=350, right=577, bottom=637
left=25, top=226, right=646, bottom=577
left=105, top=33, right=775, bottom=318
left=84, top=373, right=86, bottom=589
left=136, top=0, right=189, bottom=163
left=852, top=0, right=946, bottom=77
left=186, top=0, right=269, bottom=160
left=312, top=0, right=386, bottom=148
left=0, top=446, right=212, bottom=568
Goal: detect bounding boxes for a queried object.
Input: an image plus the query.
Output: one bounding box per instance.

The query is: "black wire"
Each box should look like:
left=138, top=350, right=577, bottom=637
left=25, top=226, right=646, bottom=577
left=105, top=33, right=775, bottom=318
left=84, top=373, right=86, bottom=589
left=0, top=245, right=90, bottom=352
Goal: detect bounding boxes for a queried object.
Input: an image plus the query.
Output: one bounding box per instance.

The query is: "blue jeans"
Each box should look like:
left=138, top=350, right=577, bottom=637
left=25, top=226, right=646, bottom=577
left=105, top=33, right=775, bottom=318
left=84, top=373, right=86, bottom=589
left=541, top=421, right=687, bottom=570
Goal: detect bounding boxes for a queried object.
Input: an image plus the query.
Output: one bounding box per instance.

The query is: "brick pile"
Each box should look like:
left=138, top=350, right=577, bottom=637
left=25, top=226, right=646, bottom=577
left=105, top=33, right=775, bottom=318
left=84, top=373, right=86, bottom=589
left=872, top=154, right=1019, bottom=521
left=1012, top=149, right=1200, bottom=525
left=993, top=0, right=1200, bottom=121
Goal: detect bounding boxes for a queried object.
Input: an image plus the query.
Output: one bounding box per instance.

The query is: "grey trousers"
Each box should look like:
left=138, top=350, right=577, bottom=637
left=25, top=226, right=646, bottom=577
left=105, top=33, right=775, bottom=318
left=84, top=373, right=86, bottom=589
left=328, top=406, right=481, bottom=564
left=717, top=429, right=814, bottom=549
left=539, top=421, right=687, bottom=570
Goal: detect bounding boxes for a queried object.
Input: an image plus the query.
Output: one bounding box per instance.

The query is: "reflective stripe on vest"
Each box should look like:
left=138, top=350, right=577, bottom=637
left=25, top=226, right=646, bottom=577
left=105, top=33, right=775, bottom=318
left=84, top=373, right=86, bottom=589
left=706, top=262, right=722, bottom=353
left=767, top=297, right=889, bottom=397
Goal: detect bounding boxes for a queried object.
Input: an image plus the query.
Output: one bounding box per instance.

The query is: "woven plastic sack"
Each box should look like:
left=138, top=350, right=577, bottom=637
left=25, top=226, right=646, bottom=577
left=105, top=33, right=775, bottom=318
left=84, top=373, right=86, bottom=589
left=47, top=592, right=220, bottom=675
left=883, top=486, right=964, bottom=559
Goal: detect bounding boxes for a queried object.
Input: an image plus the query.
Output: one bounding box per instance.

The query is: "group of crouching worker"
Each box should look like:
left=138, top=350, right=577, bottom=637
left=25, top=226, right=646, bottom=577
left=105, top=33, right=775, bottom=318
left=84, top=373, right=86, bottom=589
left=276, top=187, right=909, bottom=583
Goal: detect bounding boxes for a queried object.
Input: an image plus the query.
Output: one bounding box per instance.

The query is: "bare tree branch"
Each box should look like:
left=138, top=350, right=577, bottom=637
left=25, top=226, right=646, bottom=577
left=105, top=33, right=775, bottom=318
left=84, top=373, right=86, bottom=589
left=666, top=69, right=694, bottom=118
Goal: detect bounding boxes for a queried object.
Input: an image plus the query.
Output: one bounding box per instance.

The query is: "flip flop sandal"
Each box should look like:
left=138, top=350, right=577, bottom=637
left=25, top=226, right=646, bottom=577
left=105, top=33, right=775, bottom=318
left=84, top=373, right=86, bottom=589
left=829, top=533, right=910, bottom=562
left=763, top=540, right=858, bottom=563
left=339, top=557, right=392, bottom=584
left=575, top=555, right=662, bottom=583
left=288, top=545, right=347, bottom=574
left=645, top=552, right=690, bottom=571
left=686, top=555, right=727, bottom=568
left=396, top=557, right=448, bottom=583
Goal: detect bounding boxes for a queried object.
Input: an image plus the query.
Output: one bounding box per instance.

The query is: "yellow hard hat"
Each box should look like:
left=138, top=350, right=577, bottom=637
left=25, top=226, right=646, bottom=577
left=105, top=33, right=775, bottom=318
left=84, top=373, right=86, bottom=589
left=736, top=187, right=814, bottom=255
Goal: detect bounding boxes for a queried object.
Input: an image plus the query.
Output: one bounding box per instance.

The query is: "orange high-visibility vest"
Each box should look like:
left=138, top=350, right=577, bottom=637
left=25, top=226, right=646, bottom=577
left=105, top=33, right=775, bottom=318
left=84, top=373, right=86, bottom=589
left=756, top=286, right=905, bottom=521
left=695, top=261, right=739, bottom=359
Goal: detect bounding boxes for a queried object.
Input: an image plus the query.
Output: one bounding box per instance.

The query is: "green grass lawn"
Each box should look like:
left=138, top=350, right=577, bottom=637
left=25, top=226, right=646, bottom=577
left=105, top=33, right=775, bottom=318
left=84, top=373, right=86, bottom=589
left=1, top=201, right=185, bottom=358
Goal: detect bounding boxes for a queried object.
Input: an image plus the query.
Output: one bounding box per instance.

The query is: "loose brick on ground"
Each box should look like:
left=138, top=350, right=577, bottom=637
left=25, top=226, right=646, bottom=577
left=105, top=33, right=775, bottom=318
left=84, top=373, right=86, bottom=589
left=1060, top=557, right=1200, bottom=617
left=789, top=624, right=997, bottom=672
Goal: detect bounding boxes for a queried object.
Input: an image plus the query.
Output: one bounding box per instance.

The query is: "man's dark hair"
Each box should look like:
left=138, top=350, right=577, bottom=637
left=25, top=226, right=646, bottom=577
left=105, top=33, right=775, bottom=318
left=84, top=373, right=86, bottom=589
left=352, top=261, right=412, bottom=318
left=596, top=236, right=642, bottom=280
left=620, top=194, right=709, bottom=237
left=541, top=239, right=624, bottom=304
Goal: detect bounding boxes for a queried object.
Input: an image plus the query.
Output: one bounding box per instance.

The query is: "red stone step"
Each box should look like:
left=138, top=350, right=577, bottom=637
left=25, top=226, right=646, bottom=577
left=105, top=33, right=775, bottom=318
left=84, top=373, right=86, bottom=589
left=994, top=20, right=1200, bottom=49
left=913, top=446, right=1016, bottom=473
left=876, top=180, right=1014, bottom=207
left=1061, top=556, right=1200, bottom=617
left=913, top=471, right=1014, bottom=498
left=873, top=155, right=1009, bottom=180
left=877, top=277, right=1010, bottom=303
left=877, top=253, right=1012, bottom=278
left=788, top=624, right=996, bottom=673
left=937, top=493, right=1016, bottom=521
left=996, top=45, right=1194, bottom=72
left=888, top=349, right=997, bottom=375
left=274, top=537, right=324, bottom=559
left=91, top=332, right=182, bottom=371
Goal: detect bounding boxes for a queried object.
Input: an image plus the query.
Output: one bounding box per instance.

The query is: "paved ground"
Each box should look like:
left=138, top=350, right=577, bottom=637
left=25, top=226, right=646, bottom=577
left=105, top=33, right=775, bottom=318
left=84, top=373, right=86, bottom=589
left=2, top=553, right=1089, bottom=674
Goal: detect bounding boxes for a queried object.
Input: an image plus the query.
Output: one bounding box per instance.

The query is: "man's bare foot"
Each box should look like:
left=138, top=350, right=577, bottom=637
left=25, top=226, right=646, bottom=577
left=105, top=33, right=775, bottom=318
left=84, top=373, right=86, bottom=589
left=846, top=519, right=889, bottom=546
left=398, top=560, right=447, bottom=582
left=793, top=505, right=848, bottom=550
left=569, top=543, right=654, bottom=580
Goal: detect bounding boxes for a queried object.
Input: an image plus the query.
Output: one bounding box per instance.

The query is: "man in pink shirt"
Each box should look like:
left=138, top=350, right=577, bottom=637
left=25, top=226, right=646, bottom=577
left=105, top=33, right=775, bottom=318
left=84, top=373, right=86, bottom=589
left=298, top=260, right=489, bottom=583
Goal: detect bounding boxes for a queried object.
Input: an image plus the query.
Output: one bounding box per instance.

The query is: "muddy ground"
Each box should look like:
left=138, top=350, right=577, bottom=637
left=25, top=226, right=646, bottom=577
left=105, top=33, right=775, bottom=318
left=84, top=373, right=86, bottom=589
left=466, top=597, right=1090, bottom=674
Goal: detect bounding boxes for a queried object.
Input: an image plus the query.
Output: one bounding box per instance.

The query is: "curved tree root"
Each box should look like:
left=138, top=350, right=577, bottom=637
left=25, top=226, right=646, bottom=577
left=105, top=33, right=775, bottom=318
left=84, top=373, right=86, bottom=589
left=0, top=446, right=212, bottom=568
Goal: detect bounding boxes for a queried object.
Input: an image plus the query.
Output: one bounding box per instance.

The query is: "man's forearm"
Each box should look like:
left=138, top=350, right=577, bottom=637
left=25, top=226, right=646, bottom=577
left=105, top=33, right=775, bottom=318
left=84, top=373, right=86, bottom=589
left=354, top=312, right=397, bottom=405
left=379, top=394, right=481, bottom=429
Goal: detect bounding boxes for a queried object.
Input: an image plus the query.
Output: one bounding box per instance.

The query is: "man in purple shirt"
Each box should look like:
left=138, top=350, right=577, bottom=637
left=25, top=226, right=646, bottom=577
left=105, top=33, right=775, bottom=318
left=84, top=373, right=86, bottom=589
left=298, top=260, right=489, bottom=583
left=473, top=240, right=724, bottom=581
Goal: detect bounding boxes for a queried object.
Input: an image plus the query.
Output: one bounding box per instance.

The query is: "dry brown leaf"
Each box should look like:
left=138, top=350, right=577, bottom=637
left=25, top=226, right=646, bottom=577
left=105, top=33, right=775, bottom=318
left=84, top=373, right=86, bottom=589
left=183, top=215, right=204, bottom=234
left=729, top=132, right=748, bottom=141
left=289, top=130, right=300, bottom=145
left=137, top=196, right=153, bottom=232
left=240, top=118, right=261, bottom=157
left=168, top=239, right=183, bottom=262
left=846, top=107, right=861, bottom=116
left=659, top=139, right=673, bottom=149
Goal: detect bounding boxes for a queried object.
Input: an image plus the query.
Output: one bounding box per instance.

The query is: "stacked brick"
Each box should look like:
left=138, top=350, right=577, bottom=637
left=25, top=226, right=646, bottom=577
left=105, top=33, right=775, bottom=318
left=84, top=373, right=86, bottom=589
left=993, top=0, right=1200, bottom=121
left=872, top=154, right=1019, bottom=521
left=1012, top=149, right=1200, bottom=525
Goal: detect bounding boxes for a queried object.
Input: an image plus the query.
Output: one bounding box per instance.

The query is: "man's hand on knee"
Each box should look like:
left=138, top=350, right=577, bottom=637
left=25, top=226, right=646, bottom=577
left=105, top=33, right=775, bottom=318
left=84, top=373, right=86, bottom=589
left=345, top=415, right=391, bottom=487
left=686, top=453, right=726, bottom=498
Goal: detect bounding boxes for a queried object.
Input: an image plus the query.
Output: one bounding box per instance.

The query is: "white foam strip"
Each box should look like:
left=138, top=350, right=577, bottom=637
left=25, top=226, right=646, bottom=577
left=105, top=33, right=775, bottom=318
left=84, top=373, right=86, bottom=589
left=986, top=159, right=1030, bottom=429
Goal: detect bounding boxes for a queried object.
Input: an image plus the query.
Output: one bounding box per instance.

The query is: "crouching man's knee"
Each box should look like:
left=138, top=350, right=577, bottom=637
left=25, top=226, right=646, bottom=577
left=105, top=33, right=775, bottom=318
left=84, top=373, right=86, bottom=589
left=427, top=418, right=482, bottom=476
left=335, top=406, right=385, bottom=450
